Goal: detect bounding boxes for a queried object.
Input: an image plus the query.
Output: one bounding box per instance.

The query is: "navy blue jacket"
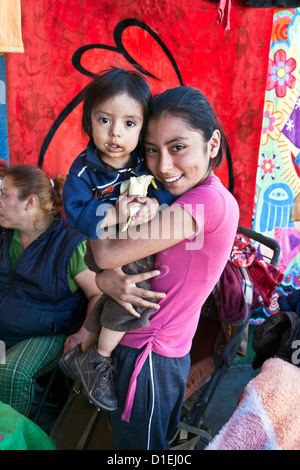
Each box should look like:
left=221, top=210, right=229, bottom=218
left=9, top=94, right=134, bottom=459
left=63, top=141, right=176, bottom=239
left=0, top=217, right=87, bottom=348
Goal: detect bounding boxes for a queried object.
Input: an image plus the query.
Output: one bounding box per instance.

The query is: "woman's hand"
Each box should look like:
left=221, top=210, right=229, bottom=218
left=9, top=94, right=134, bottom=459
left=95, top=268, right=166, bottom=318
left=63, top=328, right=85, bottom=355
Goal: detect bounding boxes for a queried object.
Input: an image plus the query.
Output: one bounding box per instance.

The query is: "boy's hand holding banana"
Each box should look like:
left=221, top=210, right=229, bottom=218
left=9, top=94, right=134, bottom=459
left=119, top=175, right=159, bottom=231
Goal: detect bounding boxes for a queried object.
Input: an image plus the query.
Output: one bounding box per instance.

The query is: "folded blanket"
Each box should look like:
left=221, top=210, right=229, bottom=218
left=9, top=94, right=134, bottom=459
left=0, top=0, right=24, bottom=53
left=206, top=358, right=300, bottom=450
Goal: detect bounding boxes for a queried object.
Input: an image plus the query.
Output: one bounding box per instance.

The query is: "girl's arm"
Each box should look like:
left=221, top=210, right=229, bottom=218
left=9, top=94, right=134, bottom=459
left=90, top=203, right=197, bottom=269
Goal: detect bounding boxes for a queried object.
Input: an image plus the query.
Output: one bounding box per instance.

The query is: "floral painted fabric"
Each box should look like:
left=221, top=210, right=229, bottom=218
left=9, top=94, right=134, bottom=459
left=252, top=8, right=300, bottom=323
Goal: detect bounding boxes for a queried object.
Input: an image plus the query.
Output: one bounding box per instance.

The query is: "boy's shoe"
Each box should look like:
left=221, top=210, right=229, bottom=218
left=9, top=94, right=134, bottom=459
left=75, top=345, right=118, bottom=412
left=59, top=345, right=82, bottom=381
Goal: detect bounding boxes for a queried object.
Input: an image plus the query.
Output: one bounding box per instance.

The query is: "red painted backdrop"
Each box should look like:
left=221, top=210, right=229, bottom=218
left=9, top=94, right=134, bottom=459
left=5, top=0, right=274, bottom=227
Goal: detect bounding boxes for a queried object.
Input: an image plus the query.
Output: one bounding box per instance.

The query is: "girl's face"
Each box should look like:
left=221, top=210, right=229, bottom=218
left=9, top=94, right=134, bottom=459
left=0, top=176, right=28, bottom=229
left=145, top=114, right=220, bottom=197
left=91, top=93, right=144, bottom=169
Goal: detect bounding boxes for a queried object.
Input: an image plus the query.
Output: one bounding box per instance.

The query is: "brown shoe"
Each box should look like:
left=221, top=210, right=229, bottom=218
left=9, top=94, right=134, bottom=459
left=59, top=345, right=81, bottom=381
left=74, top=345, right=118, bottom=412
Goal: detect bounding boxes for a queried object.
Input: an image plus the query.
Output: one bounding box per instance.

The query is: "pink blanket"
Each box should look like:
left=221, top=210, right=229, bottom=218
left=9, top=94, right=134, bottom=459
left=206, top=358, right=300, bottom=450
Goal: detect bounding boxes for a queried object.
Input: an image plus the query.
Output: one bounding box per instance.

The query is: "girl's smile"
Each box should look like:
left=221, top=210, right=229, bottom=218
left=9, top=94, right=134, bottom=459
left=145, top=114, right=220, bottom=196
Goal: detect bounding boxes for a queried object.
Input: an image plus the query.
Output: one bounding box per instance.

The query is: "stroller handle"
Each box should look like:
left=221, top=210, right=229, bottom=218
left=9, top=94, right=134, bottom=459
left=238, top=226, right=281, bottom=267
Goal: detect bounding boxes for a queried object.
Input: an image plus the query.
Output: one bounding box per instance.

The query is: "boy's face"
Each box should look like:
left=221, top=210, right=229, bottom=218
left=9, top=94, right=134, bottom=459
left=91, top=93, right=144, bottom=169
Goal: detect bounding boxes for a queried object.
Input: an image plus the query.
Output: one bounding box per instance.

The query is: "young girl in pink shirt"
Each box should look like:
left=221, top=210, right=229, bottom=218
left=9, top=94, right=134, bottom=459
left=88, top=86, right=240, bottom=450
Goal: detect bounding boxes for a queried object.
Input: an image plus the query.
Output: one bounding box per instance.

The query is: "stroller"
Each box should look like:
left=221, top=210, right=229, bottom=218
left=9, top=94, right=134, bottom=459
left=170, top=226, right=282, bottom=450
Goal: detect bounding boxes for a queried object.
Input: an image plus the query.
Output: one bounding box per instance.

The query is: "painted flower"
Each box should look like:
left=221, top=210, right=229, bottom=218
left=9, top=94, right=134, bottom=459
left=261, top=100, right=283, bottom=145
left=266, top=49, right=296, bottom=97
left=261, top=158, right=275, bottom=174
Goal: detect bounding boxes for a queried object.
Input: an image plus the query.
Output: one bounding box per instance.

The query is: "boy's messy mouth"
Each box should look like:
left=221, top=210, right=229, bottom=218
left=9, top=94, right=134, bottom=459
left=106, top=143, right=123, bottom=152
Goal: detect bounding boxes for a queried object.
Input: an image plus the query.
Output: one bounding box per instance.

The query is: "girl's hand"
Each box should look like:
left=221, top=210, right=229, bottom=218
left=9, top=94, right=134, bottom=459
left=129, top=197, right=160, bottom=227
left=95, top=268, right=166, bottom=317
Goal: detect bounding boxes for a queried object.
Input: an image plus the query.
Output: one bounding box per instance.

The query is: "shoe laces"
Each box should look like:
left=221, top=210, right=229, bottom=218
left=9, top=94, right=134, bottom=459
left=91, top=359, right=116, bottom=382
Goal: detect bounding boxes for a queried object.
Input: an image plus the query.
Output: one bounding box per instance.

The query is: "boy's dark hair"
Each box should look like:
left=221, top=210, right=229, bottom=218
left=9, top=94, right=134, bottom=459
left=82, top=67, right=152, bottom=140
left=149, top=86, right=229, bottom=170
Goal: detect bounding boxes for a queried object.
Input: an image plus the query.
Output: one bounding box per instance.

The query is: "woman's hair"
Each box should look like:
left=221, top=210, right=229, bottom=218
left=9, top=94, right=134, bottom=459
left=3, top=165, right=62, bottom=217
left=148, top=86, right=229, bottom=170
left=82, top=66, right=152, bottom=141
left=51, top=173, right=66, bottom=209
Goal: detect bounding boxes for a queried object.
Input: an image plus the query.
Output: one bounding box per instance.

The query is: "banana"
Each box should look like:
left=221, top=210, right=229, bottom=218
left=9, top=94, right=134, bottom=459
left=120, top=175, right=157, bottom=231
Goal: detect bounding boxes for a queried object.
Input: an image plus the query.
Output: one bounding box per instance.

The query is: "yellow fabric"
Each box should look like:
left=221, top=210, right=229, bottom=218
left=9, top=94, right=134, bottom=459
left=0, top=0, right=24, bottom=53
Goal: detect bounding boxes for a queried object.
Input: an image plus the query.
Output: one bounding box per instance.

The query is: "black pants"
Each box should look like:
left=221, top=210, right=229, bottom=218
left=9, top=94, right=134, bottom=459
left=108, top=344, right=191, bottom=450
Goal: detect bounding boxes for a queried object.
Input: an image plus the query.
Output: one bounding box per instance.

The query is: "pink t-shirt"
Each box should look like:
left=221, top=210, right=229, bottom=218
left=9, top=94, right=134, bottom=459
left=120, top=176, right=240, bottom=421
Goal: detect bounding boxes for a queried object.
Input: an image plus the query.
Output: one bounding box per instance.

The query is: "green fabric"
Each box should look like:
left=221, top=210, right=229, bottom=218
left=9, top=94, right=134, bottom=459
left=0, top=335, right=65, bottom=416
left=9, top=227, right=87, bottom=293
left=0, top=401, right=56, bottom=450
left=67, top=238, right=88, bottom=292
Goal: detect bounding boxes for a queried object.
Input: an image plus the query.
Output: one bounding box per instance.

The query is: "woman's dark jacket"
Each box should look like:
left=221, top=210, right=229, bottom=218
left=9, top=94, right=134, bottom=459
left=0, top=217, right=87, bottom=348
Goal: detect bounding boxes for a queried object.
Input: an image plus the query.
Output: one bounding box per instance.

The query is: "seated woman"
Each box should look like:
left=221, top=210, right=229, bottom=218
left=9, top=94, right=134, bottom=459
left=0, top=165, right=100, bottom=416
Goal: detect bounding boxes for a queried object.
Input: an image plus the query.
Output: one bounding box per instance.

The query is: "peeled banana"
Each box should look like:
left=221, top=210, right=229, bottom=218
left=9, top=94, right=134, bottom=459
left=120, top=175, right=157, bottom=231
